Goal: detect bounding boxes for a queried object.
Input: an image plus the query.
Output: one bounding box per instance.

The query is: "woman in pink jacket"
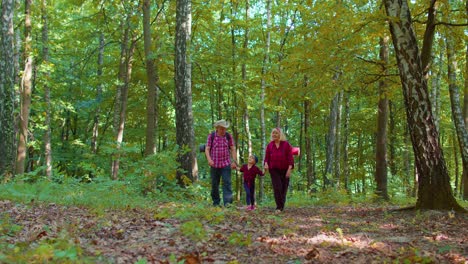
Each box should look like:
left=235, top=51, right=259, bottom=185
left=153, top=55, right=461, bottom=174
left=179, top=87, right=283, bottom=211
left=263, top=127, right=294, bottom=213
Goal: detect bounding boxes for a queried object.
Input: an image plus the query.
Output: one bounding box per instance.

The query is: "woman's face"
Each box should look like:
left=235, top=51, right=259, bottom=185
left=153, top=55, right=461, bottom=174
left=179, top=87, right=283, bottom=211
left=272, top=129, right=280, bottom=141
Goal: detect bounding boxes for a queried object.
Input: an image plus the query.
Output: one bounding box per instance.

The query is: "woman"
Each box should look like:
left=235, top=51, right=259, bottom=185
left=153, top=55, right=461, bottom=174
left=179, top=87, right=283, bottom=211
left=264, top=127, right=294, bottom=213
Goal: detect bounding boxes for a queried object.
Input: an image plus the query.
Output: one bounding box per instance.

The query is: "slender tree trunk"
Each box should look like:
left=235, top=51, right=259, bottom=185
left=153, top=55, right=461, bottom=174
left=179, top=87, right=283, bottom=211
left=242, top=0, right=252, bottom=157
left=324, top=93, right=339, bottom=189
left=175, top=0, right=196, bottom=184
left=403, top=124, right=413, bottom=196
left=259, top=0, right=271, bottom=202
left=42, top=0, right=52, bottom=178
left=462, top=0, right=468, bottom=200
left=143, top=0, right=159, bottom=156
left=375, top=36, right=390, bottom=200
left=431, top=47, right=443, bottom=131
left=16, top=0, right=33, bottom=175
left=92, top=33, right=104, bottom=154
left=334, top=90, right=342, bottom=186
left=343, top=91, right=350, bottom=192
left=445, top=26, right=468, bottom=199
left=229, top=0, right=241, bottom=201
left=453, top=132, right=460, bottom=196
left=112, top=18, right=136, bottom=180
left=0, top=0, right=16, bottom=177
left=384, top=0, right=464, bottom=211
left=388, top=100, right=396, bottom=176
left=304, top=99, right=314, bottom=189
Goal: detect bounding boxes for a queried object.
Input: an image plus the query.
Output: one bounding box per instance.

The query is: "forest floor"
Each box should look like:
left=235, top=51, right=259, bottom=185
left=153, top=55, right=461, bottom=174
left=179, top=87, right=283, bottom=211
left=1, top=200, right=467, bottom=264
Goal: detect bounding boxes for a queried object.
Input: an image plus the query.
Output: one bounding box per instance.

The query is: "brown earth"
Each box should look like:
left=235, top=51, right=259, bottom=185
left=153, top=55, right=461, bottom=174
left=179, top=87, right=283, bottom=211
left=1, top=200, right=467, bottom=263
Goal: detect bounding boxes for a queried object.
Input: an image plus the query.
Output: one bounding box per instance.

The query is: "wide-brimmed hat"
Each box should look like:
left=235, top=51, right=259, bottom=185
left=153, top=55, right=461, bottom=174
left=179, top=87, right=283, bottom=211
left=214, top=119, right=230, bottom=128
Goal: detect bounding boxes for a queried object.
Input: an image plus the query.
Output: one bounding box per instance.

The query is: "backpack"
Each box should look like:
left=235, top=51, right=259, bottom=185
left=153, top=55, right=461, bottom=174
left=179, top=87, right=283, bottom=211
left=199, top=131, right=232, bottom=153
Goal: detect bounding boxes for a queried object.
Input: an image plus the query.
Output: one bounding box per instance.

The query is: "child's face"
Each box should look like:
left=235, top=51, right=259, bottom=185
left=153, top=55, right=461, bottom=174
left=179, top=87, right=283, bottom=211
left=248, top=156, right=256, bottom=164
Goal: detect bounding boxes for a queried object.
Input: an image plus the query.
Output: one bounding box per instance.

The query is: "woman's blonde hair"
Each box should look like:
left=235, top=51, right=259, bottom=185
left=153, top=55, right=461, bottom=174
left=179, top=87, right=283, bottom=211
left=270, top=127, right=286, bottom=141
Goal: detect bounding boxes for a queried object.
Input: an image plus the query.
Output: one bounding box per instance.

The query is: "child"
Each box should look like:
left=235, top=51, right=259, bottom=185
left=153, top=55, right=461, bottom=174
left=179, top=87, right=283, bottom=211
left=238, top=155, right=265, bottom=210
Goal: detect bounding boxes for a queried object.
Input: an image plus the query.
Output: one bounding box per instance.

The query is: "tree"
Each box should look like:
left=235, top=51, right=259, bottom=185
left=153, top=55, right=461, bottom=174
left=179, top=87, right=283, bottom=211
left=111, top=14, right=137, bottom=180
left=374, top=36, right=390, bottom=200
left=175, top=0, right=197, bottom=184
left=42, top=0, right=52, bottom=178
left=259, top=0, right=272, bottom=201
left=444, top=7, right=468, bottom=201
left=143, top=0, right=160, bottom=156
left=383, top=0, right=464, bottom=211
left=0, top=0, right=16, bottom=177
left=16, top=0, right=33, bottom=175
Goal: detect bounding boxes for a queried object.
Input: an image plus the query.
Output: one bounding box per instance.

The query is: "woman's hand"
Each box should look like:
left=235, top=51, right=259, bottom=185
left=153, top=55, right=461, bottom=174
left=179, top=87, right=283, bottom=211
left=286, top=167, right=292, bottom=178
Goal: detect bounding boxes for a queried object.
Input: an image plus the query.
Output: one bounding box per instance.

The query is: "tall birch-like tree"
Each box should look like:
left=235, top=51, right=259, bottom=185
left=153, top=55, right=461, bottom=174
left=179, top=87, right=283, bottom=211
left=175, top=0, right=197, bottom=184
left=0, top=0, right=16, bottom=177
left=383, top=0, right=464, bottom=211
left=259, top=0, right=272, bottom=201
left=91, top=32, right=104, bottom=154
left=42, top=0, right=52, bottom=178
left=444, top=7, right=468, bottom=201
left=16, top=0, right=33, bottom=175
left=111, top=15, right=136, bottom=180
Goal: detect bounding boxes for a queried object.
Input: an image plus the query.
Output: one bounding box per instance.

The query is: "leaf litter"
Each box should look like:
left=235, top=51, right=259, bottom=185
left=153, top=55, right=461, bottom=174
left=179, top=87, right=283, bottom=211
left=1, top=200, right=467, bottom=263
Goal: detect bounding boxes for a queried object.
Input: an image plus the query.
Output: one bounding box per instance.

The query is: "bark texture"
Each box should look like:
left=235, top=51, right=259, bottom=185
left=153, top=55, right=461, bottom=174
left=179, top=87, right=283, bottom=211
left=383, top=0, right=464, bottom=211
left=0, top=0, right=16, bottom=176
left=175, top=0, right=196, bottom=184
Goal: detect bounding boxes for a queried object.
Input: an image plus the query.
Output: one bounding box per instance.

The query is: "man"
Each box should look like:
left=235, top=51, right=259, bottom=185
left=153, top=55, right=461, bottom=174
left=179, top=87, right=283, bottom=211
left=205, top=119, right=237, bottom=206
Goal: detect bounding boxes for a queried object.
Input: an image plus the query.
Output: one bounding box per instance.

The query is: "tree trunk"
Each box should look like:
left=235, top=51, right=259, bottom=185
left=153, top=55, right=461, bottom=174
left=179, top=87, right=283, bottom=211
left=175, top=0, right=196, bottom=185
left=259, top=0, right=271, bottom=202
left=343, top=90, right=350, bottom=192
left=41, top=0, right=53, bottom=178
left=304, top=99, right=314, bottom=189
left=445, top=26, right=468, bottom=200
left=430, top=47, right=443, bottom=131
left=0, top=0, right=16, bottom=177
left=383, top=0, right=464, bottom=211
left=143, top=0, right=159, bottom=156
left=242, top=0, right=252, bottom=158
left=462, top=0, right=468, bottom=200
left=324, top=93, right=339, bottom=189
left=388, top=100, right=396, bottom=176
left=91, top=33, right=104, bottom=154
left=334, top=90, right=342, bottom=186
left=375, top=36, right=390, bottom=200
left=112, top=18, right=136, bottom=180
left=16, top=0, right=33, bottom=175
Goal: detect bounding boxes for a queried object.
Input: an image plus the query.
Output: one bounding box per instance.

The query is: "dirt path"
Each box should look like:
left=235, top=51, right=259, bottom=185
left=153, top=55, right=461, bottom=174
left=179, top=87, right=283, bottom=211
left=1, top=200, right=467, bottom=263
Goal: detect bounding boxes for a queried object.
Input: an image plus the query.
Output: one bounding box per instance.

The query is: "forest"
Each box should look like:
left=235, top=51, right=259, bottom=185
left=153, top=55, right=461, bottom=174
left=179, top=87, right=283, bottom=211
left=1, top=0, right=467, bottom=263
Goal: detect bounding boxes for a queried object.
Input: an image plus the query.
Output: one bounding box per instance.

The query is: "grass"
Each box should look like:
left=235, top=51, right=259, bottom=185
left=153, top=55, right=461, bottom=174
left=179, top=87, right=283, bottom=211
left=0, top=176, right=466, bottom=263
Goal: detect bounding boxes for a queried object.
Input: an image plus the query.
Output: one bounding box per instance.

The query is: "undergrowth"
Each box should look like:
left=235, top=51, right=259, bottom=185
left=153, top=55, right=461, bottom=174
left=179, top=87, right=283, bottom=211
left=0, top=175, right=466, bottom=263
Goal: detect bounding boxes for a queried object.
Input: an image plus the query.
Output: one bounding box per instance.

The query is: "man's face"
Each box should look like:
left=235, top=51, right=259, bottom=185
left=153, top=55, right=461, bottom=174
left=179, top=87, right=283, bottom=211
left=217, top=126, right=227, bottom=135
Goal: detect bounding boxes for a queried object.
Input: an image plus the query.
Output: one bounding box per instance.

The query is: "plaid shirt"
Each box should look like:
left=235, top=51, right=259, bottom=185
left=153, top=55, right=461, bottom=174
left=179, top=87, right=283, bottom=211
left=264, top=140, right=294, bottom=170
left=207, top=133, right=234, bottom=168
left=240, top=164, right=264, bottom=187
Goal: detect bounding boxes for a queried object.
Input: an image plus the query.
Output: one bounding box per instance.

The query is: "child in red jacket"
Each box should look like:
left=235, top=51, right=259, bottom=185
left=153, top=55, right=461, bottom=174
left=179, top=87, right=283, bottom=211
left=238, top=155, right=264, bottom=210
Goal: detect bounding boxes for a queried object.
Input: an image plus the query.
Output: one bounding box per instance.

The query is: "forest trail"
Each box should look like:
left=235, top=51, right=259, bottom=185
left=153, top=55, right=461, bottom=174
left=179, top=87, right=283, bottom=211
left=1, top=200, right=467, bottom=263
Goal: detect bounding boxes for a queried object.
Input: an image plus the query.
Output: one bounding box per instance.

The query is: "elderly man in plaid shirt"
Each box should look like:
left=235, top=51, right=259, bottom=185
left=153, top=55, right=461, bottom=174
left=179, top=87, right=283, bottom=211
left=204, top=120, right=238, bottom=207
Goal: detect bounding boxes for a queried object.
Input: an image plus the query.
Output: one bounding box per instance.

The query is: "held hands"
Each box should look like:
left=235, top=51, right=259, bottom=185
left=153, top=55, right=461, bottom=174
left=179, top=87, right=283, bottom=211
left=231, top=161, right=238, bottom=169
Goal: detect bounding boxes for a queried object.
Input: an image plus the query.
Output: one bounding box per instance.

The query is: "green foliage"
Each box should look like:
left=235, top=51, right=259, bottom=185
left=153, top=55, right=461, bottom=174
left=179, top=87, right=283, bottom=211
left=180, top=220, right=208, bottom=242
left=0, top=217, right=94, bottom=264
left=228, top=232, right=252, bottom=247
